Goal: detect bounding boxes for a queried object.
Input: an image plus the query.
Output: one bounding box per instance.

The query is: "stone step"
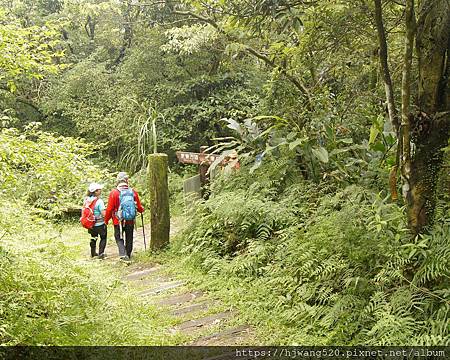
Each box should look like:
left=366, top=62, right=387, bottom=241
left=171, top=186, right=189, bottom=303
left=125, top=266, right=161, bottom=281
left=169, top=301, right=211, bottom=316
left=138, top=280, right=186, bottom=296
left=174, top=311, right=234, bottom=334
left=131, top=275, right=171, bottom=288
left=157, top=290, right=204, bottom=307
left=191, top=325, right=252, bottom=346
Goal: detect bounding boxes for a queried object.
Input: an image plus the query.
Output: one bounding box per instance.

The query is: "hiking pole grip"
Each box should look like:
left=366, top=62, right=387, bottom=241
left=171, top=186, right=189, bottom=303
left=141, top=212, right=147, bottom=251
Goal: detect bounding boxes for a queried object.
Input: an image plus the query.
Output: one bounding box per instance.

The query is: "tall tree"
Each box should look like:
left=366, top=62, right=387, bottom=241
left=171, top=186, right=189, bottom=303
left=406, top=0, right=450, bottom=235
left=375, top=0, right=450, bottom=235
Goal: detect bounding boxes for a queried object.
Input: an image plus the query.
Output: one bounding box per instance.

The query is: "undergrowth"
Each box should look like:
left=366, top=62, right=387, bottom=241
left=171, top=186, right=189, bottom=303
left=169, top=156, right=450, bottom=345
left=0, top=197, right=180, bottom=346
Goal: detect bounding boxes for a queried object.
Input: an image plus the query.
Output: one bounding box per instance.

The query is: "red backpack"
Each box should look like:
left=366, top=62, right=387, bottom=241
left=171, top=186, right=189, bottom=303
left=80, top=197, right=98, bottom=229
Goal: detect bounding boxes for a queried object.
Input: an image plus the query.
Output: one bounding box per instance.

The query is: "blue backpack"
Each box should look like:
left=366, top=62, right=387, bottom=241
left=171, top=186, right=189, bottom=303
left=118, top=188, right=136, bottom=221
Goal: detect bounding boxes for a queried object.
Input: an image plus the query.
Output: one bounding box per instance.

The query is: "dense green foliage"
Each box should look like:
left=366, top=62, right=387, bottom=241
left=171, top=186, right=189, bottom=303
left=0, top=123, right=109, bottom=214
left=0, top=0, right=448, bottom=347
left=40, top=29, right=262, bottom=169
left=173, top=158, right=450, bottom=345
left=0, top=122, right=183, bottom=345
left=0, top=198, right=187, bottom=345
left=0, top=7, right=62, bottom=92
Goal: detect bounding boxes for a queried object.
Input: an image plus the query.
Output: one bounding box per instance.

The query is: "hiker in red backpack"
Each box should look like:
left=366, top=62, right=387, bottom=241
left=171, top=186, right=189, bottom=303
left=104, top=172, right=144, bottom=261
left=82, top=183, right=107, bottom=259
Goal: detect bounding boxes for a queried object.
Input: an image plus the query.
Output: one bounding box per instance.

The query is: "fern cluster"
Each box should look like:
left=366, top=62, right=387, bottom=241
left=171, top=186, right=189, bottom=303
left=179, top=187, right=296, bottom=275
left=174, top=156, right=449, bottom=345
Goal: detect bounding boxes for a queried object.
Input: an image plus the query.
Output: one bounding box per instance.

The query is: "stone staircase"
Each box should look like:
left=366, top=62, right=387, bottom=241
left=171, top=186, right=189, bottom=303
left=123, top=262, right=253, bottom=346
left=102, top=224, right=254, bottom=346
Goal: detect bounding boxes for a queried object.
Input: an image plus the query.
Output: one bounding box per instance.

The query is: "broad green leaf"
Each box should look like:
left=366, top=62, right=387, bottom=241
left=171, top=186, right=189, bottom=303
left=312, top=146, right=329, bottom=163
left=369, top=125, right=379, bottom=145
left=372, top=142, right=386, bottom=152
left=288, top=138, right=305, bottom=150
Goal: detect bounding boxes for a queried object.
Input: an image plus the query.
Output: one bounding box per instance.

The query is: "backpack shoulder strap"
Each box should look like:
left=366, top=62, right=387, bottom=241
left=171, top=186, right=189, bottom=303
left=88, top=197, right=98, bottom=209
left=82, top=197, right=97, bottom=210
left=119, top=188, right=133, bottom=196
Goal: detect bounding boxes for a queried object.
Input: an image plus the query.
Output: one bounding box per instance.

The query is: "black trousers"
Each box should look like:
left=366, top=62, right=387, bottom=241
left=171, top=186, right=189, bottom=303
left=88, top=224, right=107, bottom=257
left=114, top=223, right=134, bottom=257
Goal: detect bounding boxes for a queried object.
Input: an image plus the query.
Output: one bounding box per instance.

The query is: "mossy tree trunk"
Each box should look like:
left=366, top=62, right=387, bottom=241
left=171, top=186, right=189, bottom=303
left=405, top=0, right=450, bottom=236
left=147, top=154, right=170, bottom=250
left=375, top=0, right=449, bottom=236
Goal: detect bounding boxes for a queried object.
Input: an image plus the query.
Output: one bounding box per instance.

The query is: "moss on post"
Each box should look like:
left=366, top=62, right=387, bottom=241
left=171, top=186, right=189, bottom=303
left=147, top=153, right=170, bottom=250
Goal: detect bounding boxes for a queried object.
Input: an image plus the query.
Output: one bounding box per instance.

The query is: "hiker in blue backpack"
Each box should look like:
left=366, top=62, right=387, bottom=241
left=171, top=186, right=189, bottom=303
left=104, top=172, right=144, bottom=261
left=84, top=183, right=107, bottom=259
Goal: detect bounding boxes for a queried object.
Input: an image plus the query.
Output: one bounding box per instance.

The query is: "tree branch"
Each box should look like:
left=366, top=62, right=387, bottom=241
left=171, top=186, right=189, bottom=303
left=171, top=10, right=221, bottom=30
left=374, top=0, right=399, bottom=133
left=245, top=46, right=312, bottom=103
left=0, top=86, right=45, bottom=118
left=113, top=0, right=133, bottom=67
left=171, top=10, right=312, bottom=107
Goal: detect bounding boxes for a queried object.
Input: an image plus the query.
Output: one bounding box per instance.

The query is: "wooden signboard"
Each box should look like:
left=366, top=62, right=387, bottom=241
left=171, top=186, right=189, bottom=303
left=176, top=146, right=223, bottom=187
left=176, top=146, right=239, bottom=199
left=176, top=151, right=221, bottom=165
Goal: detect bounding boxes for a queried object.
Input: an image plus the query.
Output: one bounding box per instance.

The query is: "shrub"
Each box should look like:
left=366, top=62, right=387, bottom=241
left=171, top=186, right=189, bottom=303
left=0, top=124, right=110, bottom=215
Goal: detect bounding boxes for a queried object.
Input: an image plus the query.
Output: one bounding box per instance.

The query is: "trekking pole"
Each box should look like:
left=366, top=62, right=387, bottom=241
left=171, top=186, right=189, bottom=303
left=141, top=212, right=147, bottom=251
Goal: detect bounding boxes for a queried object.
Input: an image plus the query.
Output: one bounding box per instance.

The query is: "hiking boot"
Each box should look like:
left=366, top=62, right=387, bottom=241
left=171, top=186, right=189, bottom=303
left=98, top=253, right=106, bottom=260
left=91, top=253, right=99, bottom=258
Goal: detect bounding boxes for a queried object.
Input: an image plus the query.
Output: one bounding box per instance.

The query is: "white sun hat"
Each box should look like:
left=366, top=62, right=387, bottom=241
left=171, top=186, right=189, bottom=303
left=88, top=182, right=103, bottom=193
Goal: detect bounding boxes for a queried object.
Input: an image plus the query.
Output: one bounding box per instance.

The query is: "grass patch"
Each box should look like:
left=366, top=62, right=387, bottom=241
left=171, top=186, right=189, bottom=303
left=0, top=200, right=186, bottom=345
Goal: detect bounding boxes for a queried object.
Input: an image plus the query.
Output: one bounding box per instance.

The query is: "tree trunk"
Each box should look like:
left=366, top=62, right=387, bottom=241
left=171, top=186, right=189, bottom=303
left=374, top=0, right=402, bottom=201
left=373, top=0, right=399, bottom=133
left=113, top=0, right=133, bottom=67
left=400, top=0, right=415, bottom=211
left=148, top=154, right=170, bottom=250
left=84, top=15, right=96, bottom=41
left=407, top=0, right=450, bottom=236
